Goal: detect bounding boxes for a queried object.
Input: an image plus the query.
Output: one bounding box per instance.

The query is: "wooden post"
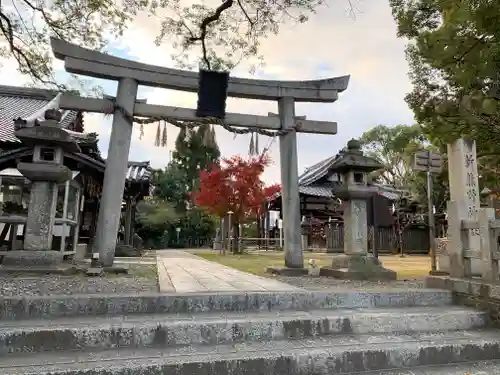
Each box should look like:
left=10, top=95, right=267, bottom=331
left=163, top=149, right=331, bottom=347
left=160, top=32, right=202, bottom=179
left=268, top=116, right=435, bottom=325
left=447, top=200, right=465, bottom=277
left=129, top=202, right=136, bottom=246
left=59, top=180, right=70, bottom=253
left=88, top=199, right=98, bottom=256
left=479, top=207, right=498, bottom=281
left=124, top=199, right=132, bottom=245
left=72, top=189, right=82, bottom=252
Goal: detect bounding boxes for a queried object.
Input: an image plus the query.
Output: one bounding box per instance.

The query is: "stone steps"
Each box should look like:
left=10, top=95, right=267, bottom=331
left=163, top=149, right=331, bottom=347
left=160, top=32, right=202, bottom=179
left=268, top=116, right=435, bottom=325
left=1, top=288, right=499, bottom=374
left=0, top=289, right=451, bottom=320
left=0, top=306, right=485, bottom=354
left=2, top=329, right=500, bottom=374
left=362, top=360, right=500, bottom=374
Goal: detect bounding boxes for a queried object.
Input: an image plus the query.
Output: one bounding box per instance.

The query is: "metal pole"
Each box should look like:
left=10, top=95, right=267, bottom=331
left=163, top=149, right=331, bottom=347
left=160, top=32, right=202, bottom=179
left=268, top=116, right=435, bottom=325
left=427, top=170, right=437, bottom=273
left=228, top=212, right=233, bottom=253
left=397, top=206, right=404, bottom=257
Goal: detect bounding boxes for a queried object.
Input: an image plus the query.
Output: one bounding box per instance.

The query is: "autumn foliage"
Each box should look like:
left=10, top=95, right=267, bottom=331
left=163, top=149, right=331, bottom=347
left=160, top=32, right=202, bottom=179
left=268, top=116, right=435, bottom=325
left=192, top=155, right=280, bottom=222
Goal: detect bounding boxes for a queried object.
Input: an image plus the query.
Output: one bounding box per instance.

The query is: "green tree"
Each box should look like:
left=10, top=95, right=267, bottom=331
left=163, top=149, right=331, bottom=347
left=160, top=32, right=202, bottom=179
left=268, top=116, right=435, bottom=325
left=359, top=124, right=426, bottom=188
left=172, top=124, right=220, bottom=195
left=143, top=152, right=219, bottom=248
left=359, top=124, right=449, bottom=213
left=136, top=199, right=178, bottom=227
left=134, top=198, right=179, bottom=249
left=152, top=165, right=189, bottom=212
left=390, top=0, right=500, bottom=187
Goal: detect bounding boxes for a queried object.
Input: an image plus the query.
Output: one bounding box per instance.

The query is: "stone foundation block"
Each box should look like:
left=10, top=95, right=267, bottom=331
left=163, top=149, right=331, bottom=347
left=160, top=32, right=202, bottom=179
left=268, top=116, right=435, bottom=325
left=2, top=250, right=63, bottom=267
left=0, top=264, right=77, bottom=275
left=321, top=255, right=397, bottom=281
left=265, top=266, right=308, bottom=276
left=115, top=244, right=142, bottom=257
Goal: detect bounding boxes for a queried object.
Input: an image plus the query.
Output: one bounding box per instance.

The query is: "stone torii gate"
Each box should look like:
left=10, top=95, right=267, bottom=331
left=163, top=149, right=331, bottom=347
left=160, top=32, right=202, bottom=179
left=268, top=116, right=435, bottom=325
left=50, top=38, right=349, bottom=268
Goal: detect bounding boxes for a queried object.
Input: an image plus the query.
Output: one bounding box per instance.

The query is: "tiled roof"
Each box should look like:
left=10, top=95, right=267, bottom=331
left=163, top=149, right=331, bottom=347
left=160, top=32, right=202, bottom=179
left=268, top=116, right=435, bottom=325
left=299, top=185, right=334, bottom=198
left=0, top=86, right=78, bottom=143
left=298, top=155, right=337, bottom=186
left=126, top=161, right=152, bottom=182
left=376, top=190, right=402, bottom=201
left=296, top=184, right=402, bottom=201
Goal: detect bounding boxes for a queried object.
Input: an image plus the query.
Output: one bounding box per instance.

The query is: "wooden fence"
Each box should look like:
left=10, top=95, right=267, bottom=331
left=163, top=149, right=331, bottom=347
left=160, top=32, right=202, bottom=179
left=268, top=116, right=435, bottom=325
left=447, top=201, right=500, bottom=280
left=324, top=225, right=430, bottom=254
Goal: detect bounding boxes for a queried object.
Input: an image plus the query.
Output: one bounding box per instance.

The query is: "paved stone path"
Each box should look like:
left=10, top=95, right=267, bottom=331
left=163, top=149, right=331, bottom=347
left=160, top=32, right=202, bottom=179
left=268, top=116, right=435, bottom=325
left=156, top=250, right=300, bottom=293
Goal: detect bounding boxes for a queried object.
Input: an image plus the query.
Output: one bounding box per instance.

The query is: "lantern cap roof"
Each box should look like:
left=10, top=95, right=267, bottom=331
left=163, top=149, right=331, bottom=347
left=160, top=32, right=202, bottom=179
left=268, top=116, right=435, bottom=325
left=330, top=138, right=383, bottom=173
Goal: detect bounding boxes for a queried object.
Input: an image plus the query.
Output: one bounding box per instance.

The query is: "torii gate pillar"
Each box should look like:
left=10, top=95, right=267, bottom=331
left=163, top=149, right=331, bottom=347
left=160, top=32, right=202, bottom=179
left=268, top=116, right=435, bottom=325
left=94, top=78, right=138, bottom=266
left=278, top=97, right=303, bottom=268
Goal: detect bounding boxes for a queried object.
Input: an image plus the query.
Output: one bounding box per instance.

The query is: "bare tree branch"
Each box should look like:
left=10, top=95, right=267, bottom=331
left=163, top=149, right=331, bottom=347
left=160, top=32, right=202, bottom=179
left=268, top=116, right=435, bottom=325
left=0, top=8, right=51, bottom=84
left=188, top=0, right=235, bottom=70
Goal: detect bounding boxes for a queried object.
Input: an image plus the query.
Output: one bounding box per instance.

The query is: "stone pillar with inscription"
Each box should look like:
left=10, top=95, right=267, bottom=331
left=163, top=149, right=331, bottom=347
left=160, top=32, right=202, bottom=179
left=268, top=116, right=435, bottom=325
left=446, top=138, right=481, bottom=275
left=321, top=139, right=396, bottom=280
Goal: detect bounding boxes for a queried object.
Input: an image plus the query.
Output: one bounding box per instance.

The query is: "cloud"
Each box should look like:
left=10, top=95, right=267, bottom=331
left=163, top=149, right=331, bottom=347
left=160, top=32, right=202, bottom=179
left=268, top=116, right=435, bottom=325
left=0, top=58, right=31, bottom=86
left=109, top=0, right=414, bottom=183
left=0, top=0, right=415, bottom=186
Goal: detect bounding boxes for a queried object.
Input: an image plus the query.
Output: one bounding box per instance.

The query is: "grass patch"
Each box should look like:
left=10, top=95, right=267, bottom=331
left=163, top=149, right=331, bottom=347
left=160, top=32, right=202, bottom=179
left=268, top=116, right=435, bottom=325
left=127, top=264, right=158, bottom=280
left=194, top=251, right=430, bottom=280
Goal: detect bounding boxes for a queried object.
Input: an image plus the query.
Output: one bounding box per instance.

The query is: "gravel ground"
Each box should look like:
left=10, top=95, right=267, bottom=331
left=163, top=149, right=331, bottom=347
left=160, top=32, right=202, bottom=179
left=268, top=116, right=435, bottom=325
left=274, top=275, right=426, bottom=290
left=0, top=264, right=159, bottom=296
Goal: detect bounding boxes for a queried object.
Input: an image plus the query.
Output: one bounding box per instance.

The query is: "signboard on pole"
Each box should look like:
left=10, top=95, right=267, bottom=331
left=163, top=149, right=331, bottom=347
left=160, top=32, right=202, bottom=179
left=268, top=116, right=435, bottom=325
left=414, top=150, right=443, bottom=173
left=412, top=149, right=443, bottom=274
left=413, top=150, right=443, bottom=173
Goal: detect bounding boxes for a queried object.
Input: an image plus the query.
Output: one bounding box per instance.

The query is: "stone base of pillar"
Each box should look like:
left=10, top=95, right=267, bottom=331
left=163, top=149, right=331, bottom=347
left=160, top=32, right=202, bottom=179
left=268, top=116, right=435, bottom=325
left=2, top=250, right=63, bottom=267
left=0, top=265, right=78, bottom=275
left=85, top=264, right=129, bottom=276
left=266, top=266, right=308, bottom=276
left=0, top=250, right=76, bottom=275
left=429, top=270, right=449, bottom=276
left=213, top=240, right=222, bottom=251
left=115, top=244, right=142, bottom=257
left=320, top=255, right=397, bottom=281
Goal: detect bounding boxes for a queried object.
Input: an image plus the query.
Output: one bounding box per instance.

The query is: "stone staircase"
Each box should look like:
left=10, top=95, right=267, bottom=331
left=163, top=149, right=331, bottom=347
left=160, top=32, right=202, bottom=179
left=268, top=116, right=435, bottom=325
left=0, top=289, right=499, bottom=374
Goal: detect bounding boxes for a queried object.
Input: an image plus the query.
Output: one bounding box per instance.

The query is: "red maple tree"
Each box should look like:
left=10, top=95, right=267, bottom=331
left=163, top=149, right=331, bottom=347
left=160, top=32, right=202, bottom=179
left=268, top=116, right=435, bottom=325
left=192, top=155, right=281, bottom=224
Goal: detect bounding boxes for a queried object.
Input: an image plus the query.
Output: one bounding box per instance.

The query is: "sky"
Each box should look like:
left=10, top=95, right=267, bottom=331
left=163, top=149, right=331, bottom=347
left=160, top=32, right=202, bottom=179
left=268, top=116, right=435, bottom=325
left=0, top=0, right=414, bottom=184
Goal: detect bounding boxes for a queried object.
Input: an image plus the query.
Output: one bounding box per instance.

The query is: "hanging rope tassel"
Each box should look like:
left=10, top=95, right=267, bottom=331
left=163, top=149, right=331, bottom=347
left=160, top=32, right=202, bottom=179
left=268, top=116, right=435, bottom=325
left=202, top=124, right=211, bottom=146
left=255, top=132, right=259, bottom=155
left=139, top=124, right=145, bottom=140
left=210, top=125, right=217, bottom=148
left=155, top=121, right=161, bottom=147
left=161, top=120, right=167, bottom=147
left=249, top=132, right=255, bottom=155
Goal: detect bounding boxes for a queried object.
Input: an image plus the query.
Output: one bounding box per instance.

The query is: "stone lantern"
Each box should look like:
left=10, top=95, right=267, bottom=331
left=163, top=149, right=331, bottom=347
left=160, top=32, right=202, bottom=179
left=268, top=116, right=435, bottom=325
left=2, top=109, right=80, bottom=268
left=322, top=139, right=396, bottom=280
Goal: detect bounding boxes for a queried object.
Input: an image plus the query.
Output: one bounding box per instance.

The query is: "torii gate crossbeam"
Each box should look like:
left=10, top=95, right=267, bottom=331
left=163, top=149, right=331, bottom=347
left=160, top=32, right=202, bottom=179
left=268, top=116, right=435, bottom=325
left=51, top=38, right=349, bottom=270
